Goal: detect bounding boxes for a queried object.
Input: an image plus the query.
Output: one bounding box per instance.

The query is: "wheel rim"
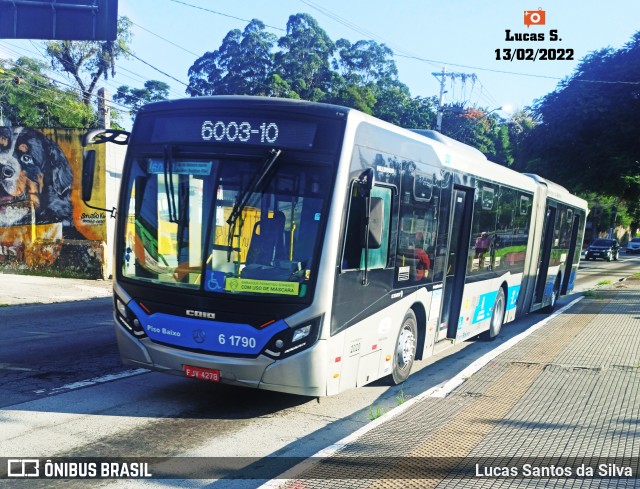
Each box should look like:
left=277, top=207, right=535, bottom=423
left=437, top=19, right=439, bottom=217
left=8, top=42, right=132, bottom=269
left=491, top=290, right=505, bottom=333
left=396, top=324, right=415, bottom=371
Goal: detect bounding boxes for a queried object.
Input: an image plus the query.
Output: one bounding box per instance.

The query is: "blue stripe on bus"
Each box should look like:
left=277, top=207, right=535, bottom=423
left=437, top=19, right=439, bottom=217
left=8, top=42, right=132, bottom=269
left=472, top=284, right=521, bottom=324
left=507, top=285, right=520, bottom=311
left=127, top=301, right=288, bottom=355
left=472, top=291, right=498, bottom=324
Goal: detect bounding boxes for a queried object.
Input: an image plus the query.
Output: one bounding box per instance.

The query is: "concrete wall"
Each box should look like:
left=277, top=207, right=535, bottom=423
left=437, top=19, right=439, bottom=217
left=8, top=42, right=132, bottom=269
left=0, top=127, right=124, bottom=279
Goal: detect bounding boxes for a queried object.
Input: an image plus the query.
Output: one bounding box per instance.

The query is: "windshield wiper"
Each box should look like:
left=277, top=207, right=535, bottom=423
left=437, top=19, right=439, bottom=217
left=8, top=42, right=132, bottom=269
left=163, top=145, right=178, bottom=223
left=226, top=148, right=282, bottom=261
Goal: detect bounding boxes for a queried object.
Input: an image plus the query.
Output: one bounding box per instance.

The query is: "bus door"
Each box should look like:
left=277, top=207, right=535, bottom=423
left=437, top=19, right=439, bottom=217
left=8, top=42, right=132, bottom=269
left=534, top=205, right=557, bottom=304
left=561, top=212, right=581, bottom=294
left=438, top=187, right=474, bottom=341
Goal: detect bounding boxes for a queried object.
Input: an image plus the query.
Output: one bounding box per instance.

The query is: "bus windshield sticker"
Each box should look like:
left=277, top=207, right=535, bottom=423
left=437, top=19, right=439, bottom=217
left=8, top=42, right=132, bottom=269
left=147, top=160, right=213, bottom=176
left=224, top=277, right=300, bottom=296
left=398, top=266, right=410, bottom=281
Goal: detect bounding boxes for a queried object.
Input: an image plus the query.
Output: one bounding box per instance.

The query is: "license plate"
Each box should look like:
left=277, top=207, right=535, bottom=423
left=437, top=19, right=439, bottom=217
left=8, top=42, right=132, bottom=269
left=183, top=365, right=220, bottom=382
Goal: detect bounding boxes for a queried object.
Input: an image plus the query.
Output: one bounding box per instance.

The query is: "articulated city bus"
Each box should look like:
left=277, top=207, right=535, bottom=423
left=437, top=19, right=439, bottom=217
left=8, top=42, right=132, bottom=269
left=83, top=96, right=587, bottom=396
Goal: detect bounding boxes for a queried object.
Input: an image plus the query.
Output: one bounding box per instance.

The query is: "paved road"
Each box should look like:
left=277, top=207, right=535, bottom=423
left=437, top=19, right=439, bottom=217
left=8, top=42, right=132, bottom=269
left=1, top=256, right=639, bottom=488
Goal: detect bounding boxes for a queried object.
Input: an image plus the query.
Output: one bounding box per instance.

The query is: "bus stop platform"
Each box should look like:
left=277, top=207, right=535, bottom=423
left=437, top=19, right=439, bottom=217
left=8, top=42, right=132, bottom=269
left=271, top=277, right=640, bottom=488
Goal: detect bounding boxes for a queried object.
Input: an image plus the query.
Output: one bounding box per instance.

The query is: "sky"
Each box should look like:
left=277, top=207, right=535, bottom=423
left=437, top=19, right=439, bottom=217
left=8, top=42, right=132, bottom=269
left=1, top=0, right=639, bottom=124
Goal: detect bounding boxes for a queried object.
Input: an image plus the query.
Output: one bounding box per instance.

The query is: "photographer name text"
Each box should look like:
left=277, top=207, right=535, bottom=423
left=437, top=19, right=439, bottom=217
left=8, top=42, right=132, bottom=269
left=476, top=463, right=634, bottom=478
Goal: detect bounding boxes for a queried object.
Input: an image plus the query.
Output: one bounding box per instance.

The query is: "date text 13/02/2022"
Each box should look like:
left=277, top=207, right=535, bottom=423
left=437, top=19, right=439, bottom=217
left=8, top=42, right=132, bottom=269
left=495, top=48, right=574, bottom=61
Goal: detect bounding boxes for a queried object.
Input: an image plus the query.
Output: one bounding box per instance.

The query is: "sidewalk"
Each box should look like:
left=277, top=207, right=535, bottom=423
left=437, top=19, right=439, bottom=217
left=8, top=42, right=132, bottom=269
left=0, top=273, right=112, bottom=305
left=274, top=278, right=640, bottom=488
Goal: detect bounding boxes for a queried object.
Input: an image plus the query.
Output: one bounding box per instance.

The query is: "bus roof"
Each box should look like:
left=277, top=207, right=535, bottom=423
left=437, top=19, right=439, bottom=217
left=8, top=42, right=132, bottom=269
left=347, top=109, right=539, bottom=194
left=137, top=95, right=353, bottom=120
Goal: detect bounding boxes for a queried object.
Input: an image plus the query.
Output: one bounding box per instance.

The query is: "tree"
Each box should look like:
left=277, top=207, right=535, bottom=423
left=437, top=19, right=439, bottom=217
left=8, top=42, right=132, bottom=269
left=0, top=57, right=94, bottom=127
left=330, top=39, right=412, bottom=118
left=114, top=80, right=170, bottom=120
left=440, top=105, right=513, bottom=165
left=374, top=91, right=436, bottom=128
left=45, top=16, right=133, bottom=106
left=519, top=30, right=640, bottom=225
left=506, top=109, right=537, bottom=165
left=187, top=19, right=276, bottom=96
left=334, top=39, right=399, bottom=88
left=274, top=14, right=336, bottom=101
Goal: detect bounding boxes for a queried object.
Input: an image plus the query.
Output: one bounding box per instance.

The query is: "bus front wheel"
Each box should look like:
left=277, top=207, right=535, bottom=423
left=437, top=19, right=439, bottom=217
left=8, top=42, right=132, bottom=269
left=391, top=310, right=417, bottom=384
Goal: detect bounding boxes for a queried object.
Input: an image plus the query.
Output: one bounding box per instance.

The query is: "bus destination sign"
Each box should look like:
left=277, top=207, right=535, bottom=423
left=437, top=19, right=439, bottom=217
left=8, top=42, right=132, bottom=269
left=149, top=115, right=318, bottom=149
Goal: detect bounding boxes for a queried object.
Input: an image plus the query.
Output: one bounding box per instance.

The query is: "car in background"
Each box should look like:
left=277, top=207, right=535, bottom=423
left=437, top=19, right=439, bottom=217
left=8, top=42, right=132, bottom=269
left=627, top=237, right=640, bottom=254
left=585, top=238, right=620, bottom=261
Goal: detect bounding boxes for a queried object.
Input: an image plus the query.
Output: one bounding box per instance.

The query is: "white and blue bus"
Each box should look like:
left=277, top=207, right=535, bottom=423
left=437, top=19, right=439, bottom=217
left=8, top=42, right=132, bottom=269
left=83, top=96, right=587, bottom=396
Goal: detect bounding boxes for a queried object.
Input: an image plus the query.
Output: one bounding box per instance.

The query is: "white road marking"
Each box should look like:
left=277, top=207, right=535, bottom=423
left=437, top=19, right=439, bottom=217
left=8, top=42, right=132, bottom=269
left=34, top=369, right=149, bottom=396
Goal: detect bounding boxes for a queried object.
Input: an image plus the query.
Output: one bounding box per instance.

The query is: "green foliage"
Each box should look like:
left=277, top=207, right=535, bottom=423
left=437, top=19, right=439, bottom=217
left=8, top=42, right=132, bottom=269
left=580, top=193, right=633, bottom=235
left=440, top=105, right=514, bottom=164
left=114, top=80, right=170, bottom=120
left=0, top=57, right=94, bottom=127
left=520, top=30, right=640, bottom=227
left=45, top=16, right=133, bottom=106
left=187, top=19, right=276, bottom=96
left=368, top=404, right=385, bottom=420
left=275, top=14, right=336, bottom=101
left=185, top=13, right=437, bottom=128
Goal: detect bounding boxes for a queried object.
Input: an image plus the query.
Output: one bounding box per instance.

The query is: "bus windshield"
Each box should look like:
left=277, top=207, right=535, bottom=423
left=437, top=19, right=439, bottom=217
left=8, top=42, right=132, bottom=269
left=120, top=150, right=331, bottom=299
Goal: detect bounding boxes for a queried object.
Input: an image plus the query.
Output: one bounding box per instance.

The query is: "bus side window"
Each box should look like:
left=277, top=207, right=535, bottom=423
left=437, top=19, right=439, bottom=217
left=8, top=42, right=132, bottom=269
left=341, top=185, right=392, bottom=271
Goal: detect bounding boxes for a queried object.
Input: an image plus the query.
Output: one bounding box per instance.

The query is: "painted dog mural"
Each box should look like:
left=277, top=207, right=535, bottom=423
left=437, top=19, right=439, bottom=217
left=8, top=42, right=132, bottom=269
left=0, top=127, right=107, bottom=277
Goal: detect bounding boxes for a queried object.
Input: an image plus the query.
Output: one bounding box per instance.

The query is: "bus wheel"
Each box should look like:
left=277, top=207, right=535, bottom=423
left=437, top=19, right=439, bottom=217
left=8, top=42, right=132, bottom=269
left=391, top=310, right=417, bottom=384
left=541, top=278, right=560, bottom=313
left=481, top=287, right=506, bottom=341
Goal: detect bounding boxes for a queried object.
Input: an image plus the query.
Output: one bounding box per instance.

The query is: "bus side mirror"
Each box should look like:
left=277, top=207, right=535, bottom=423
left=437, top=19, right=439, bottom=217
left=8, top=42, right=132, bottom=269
left=82, top=149, right=96, bottom=202
left=365, top=197, right=383, bottom=249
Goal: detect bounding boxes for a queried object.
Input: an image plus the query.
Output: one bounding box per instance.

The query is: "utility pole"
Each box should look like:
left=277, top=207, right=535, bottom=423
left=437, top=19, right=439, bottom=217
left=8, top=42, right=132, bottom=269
left=432, top=68, right=478, bottom=132
left=98, top=87, right=111, bottom=129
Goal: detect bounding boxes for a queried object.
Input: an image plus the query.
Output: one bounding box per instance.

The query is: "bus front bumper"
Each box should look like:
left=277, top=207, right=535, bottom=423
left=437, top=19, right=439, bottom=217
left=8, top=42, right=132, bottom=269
left=115, top=319, right=327, bottom=397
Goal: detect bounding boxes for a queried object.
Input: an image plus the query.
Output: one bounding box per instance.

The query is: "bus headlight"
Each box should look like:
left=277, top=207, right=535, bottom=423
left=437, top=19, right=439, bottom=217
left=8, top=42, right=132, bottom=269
left=292, top=324, right=312, bottom=343
left=114, top=296, right=147, bottom=339
left=262, top=316, right=322, bottom=360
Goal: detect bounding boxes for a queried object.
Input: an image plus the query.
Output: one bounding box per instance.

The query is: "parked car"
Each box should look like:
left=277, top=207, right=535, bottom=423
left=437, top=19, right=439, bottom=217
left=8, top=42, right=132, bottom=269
left=627, top=237, right=640, bottom=254
left=585, top=238, right=620, bottom=261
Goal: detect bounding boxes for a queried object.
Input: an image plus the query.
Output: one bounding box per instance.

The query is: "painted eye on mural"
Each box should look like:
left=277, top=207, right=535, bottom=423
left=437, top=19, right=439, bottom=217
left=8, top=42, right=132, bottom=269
left=1, top=166, right=15, bottom=178
left=20, top=154, right=34, bottom=165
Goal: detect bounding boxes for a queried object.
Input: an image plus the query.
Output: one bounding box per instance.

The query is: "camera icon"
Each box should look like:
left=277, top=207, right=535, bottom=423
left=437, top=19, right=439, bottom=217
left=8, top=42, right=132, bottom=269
left=524, top=8, right=546, bottom=27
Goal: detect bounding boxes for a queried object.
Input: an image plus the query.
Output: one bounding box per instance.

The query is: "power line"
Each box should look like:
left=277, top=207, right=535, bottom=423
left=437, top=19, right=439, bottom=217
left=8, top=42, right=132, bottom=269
left=168, top=0, right=285, bottom=32
left=130, top=20, right=201, bottom=58
left=395, top=53, right=640, bottom=86
left=123, top=48, right=201, bottom=95
left=0, top=40, right=187, bottom=111
left=0, top=53, right=133, bottom=113
left=298, top=0, right=503, bottom=109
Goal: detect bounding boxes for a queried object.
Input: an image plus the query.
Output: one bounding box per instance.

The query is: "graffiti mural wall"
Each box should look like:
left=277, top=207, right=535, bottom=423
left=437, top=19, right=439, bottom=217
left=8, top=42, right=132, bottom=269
left=0, top=127, right=107, bottom=278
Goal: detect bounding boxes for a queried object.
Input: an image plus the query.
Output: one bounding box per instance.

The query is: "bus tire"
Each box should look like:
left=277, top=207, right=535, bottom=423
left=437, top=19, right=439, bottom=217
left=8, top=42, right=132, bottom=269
left=541, top=277, right=560, bottom=314
left=391, top=310, right=418, bottom=384
left=480, top=287, right=506, bottom=341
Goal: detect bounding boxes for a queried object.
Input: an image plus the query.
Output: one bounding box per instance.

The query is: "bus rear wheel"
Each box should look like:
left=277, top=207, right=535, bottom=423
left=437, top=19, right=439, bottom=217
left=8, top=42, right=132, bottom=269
left=481, top=287, right=506, bottom=341
left=541, top=278, right=560, bottom=313
left=391, top=310, right=417, bottom=384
